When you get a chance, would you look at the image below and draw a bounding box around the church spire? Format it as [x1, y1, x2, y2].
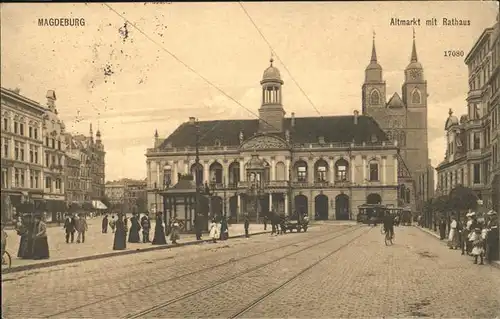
[371, 31, 377, 63]
[410, 28, 418, 63]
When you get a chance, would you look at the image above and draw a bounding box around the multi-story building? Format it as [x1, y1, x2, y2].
[436, 14, 499, 212]
[145, 57, 412, 222]
[64, 147, 83, 204]
[1, 88, 67, 222]
[64, 125, 106, 209]
[1, 88, 45, 221]
[362, 33, 434, 213]
[105, 179, 147, 214]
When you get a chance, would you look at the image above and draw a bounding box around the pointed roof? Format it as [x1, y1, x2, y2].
[386, 92, 405, 108]
[366, 32, 382, 70]
[406, 29, 423, 69]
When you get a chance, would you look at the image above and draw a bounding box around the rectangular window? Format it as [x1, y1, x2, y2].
[30, 171, 34, 188]
[34, 128, 38, 140]
[2, 139, 8, 158]
[369, 163, 379, 181]
[34, 170, 39, 188]
[14, 122, 18, 134]
[3, 118, 8, 131]
[19, 123, 24, 136]
[29, 126, 33, 138]
[45, 152, 49, 167]
[20, 169, 24, 187]
[51, 139, 55, 149]
[1, 169, 7, 188]
[473, 164, 481, 184]
[20, 143, 25, 161]
[14, 168, 19, 187]
[55, 178, 61, 190]
[297, 166, 307, 182]
[461, 168, 464, 186]
[51, 155, 56, 166]
[473, 132, 481, 150]
[34, 146, 38, 164]
[14, 142, 19, 160]
[45, 176, 51, 189]
[45, 137, 49, 146]
[57, 140, 61, 150]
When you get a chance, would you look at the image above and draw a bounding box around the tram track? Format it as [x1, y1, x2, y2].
[43, 225, 357, 318]
[229, 226, 372, 318]
[122, 226, 367, 319]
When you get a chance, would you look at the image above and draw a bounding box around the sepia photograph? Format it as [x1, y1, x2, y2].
[1, 1, 499, 318]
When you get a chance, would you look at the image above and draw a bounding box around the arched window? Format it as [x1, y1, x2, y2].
[314, 159, 328, 182]
[411, 89, 421, 104]
[209, 161, 223, 184]
[369, 159, 379, 181]
[335, 158, 349, 181]
[295, 161, 308, 182]
[370, 90, 380, 105]
[163, 165, 172, 188]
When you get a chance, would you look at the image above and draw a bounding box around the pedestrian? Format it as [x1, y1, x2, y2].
[102, 214, 109, 233]
[128, 213, 141, 243]
[32, 214, 49, 260]
[152, 212, 167, 245]
[485, 211, 499, 262]
[470, 227, 485, 265]
[109, 215, 116, 233]
[263, 215, 268, 231]
[16, 214, 32, 259]
[170, 216, 180, 244]
[63, 214, 76, 243]
[447, 214, 459, 249]
[141, 214, 151, 243]
[113, 213, 127, 250]
[439, 216, 447, 240]
[220, 214, 229, 240]
[75, 214, 88, 244]
[244, 215, 250, 238]
[194, 213, 203, 240]
[209, 218, 219, 243]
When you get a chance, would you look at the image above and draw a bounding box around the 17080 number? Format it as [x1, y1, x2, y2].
[444, 50, 465, 57]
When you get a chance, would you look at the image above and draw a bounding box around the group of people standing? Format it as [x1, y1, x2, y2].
[109, 211, 182, 250]
[445, 210, 499, 265]
[63, 213, 89, 243]
[15, 213, 49, 260]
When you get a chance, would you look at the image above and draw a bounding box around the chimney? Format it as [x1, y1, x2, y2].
[291, 112, 295, 127]
[353, 110, 359, 125]
[46, 90, 57, 111]
[189, 117, 196, 124]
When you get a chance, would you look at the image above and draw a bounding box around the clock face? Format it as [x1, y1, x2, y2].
[410, 69, 421, 79]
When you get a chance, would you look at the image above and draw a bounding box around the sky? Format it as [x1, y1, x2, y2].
[1, 1, 498, 182]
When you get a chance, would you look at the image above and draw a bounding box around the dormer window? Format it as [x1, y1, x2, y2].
[371, 134, 378, 143]
[215, 139, 221, 147]
[318, 136, 325, 144]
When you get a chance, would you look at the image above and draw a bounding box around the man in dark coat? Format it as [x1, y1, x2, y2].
[141, 214, 151, 243]
[152, 212, 167, 245]
[102, 214, 109, 233]
[439, 216, 447, 240]
[194, 213, 203, 240]
[64, 214, 76, 243]
[244, 214, 250, 238]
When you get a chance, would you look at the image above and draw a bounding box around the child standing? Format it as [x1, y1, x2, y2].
[470, 228, 485, 265]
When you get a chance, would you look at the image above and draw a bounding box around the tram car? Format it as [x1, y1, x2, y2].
[357, 204, 386, 225]
[400, 208, 412, 226]
[281, 213, 309, 233]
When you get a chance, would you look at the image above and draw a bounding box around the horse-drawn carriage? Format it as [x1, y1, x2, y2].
[281, 213, 309, 233]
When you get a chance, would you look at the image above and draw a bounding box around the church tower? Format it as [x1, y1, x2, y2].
[401, 31, 428, 174]
[362, 33, 386, 116]
[258, 57, 285, 133]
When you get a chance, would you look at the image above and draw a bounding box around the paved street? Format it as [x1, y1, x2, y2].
[2, 224, 499, 318]
[2, 217, 268, 270]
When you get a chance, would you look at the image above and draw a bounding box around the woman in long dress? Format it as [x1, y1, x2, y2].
[113, 214, 127, 250]
[448, 215, 459, 249]
[32, 215, 49, 259]
[209, 218, 219, 243]
[220, 215, 229, 240]
[16, 215, 31, 258]
[128, 213, 141, 243]
[152, 212, 167, 245]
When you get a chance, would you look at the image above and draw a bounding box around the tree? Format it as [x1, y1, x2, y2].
[448, 185, 478, 213]
[135, 197, 147, 213]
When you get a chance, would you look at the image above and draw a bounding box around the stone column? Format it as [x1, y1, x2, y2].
[25, 168, 30, 188]
[382, 156, 387, 185]
[10, 137, 14, 159]
[393, 155, 398, 184]
[184, 160, 189, 174]
[329, 157, 335, 183]
[237, 194, 241, 215]
[203, 162, 209, 184]
[285, 158, 290, 181]
[270, 159, 276, 180]
[308, 158, 315, 184]
[172, 162, 178, 185]
[61, 179, 65, 195]
[223, 163, 229, 186]
[240, 158, 245, 182]
[284, 193, 288, 215]
[350, 156, 355, 182]
[269, 193, 272, 211]
[156, 161, 161, 187]
[362, 156, 367, 185]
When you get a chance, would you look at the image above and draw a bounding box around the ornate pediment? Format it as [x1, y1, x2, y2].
[240, 135, 288, 151]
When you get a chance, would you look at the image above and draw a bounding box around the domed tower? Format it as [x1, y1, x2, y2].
[258, 57, 285, 133]
[402, 29, 428, 173]
[362, 33, 387, 115]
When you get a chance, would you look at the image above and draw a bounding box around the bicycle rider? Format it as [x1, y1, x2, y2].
[383, 210, 395, 240]
[1, 223, 7, 262]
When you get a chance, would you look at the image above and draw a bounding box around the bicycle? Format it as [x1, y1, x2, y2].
[2, 250, 12, 269]
[381, 227, 394, 246]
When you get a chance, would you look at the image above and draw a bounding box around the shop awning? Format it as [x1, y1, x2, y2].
[92, 200, 107, 210]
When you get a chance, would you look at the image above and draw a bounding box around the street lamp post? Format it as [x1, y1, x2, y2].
[154, 182, 159, 215]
